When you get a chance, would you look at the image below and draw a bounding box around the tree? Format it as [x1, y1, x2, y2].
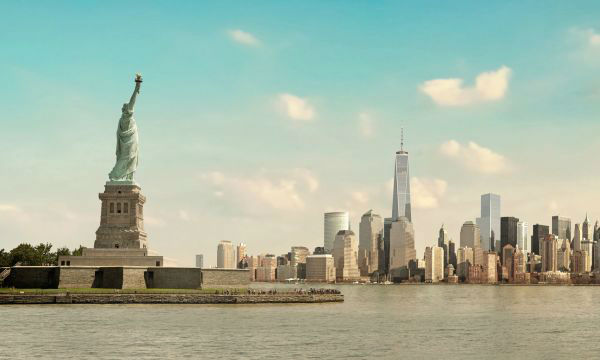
[34, 243, 54, 266]
[9, 243, 38, 266]
[0, 249, 9, 267]
[72, 245, 84, 256]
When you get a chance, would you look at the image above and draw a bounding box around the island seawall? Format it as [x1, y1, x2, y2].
[0, 293, 343, 305]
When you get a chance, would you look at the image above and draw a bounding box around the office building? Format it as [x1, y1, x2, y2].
[531, 224, 549, 255]
[557, 239, 571, 271]
[380, 217, 393, 276]
[438, 224, 450, 269]
[332, 230, 360, 281]
[517, 221, 529, 253]
[541, 234, 558, 272]
[236, 243, 246, 268]
[217, 240, 236, 269]
[359, 210, 383, 276]
[391, 134, 411, 222]
[449, 240, 457, 269]
[456, 247, 474, 280]
[501, 217, 519, 252]
[477, 193, 501, 252]
[572, 250, 589, 274]
[425, 246, 444, 283]
[460, 221, 481, 249]
[389, 217, 417, 272]
[324, 212, 350, 253]
[306, 254, 336, 282]
[552, 216, 572, 242]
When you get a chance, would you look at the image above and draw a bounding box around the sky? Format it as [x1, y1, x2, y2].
[2, 1, 600, 266]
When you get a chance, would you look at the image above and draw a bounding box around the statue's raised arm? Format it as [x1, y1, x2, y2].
[127, 74, 143, 112]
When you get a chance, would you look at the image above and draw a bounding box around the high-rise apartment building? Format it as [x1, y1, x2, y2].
[541, 234, 558, 272]
[476, 193, 501, 252]
[359, 210, 383, 276]
[460, 221, 481, 249]
[531, 224, 549, 255]
[324, 212, 350, 253]
[389, 217, 416, 272]
[217, 240, 236, 269]
[552, 216, 572, 241]
[425, 246, 444, 283]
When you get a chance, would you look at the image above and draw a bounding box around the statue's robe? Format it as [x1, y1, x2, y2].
[108, 110, 139, 181]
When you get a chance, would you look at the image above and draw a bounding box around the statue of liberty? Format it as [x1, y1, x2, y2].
[108, 74, 142, 182]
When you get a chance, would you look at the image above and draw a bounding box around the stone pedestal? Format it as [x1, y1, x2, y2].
[94, 183, 147, 249]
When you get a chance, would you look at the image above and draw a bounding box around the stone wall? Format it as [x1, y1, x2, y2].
[57, 267, 98, 288]
[201, 269, 250, 288]
[146, 268, 202, 289]
[5, 267, 59, 289]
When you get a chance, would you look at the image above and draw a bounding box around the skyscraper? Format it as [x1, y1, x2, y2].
[541, 234, 558, 272]
[438, 224, 450, 269]
[517, 221, 529, 253]
[391, 133, 411, 222]
[582, 214, 592, 241]
[425, 246, 444, 283]
[552, 216, 572, 241]
[217, 240, 236, 269]
[359, 210, 383, 275]
[195, 254, 204, 268]
[500, 217, 519, 251]
[531, 224, 549, 255]
[388, 217, 416, 272]
[332, 230, 360, 281]
[323, 212, 350, 253]
[236, 243, 246, 268]
[460, 221, 481, 249]
[477, 193, 501, 252]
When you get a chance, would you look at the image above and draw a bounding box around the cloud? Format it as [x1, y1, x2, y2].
[178, 210, 190, 221]
[278, 93, 315, 121]
[228, 29, 260, 46]
[0, 204, 29, 222]
[351, 191, 369, 204]
[358, 112, 375, 138]
[420, 66, 512, 106]
[570, 27, 600, 48]
[201, 169, 319, 213]
[440, 140, 510, 174]
[411, 177, 447, 209]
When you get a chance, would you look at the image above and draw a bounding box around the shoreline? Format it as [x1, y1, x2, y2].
[0, 292, 343, 305]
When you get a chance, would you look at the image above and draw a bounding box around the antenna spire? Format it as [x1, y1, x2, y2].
[401, 128, 404, 152]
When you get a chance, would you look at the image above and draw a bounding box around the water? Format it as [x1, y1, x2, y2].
[2, 284, 600, 359]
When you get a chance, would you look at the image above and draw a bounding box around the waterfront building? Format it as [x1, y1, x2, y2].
[541, 234, 558, 273]
[594, 240, 600, 271]
[513, 247, 526, 276]
[517, 221, 529, 253]
[359, 210, 383, 276]
[380, 217, 393, 276]
[581, 240, 593, 272]
[324, 212, 350, 253]
[573, 223, 582, 251]
[247, 255, 260, 281]
[500, 217, 519, 253]
[476, 193, 501, 252]
[306, 254, 336, 282]
[217, 240, 236, 269]
[456, 247, 474, 280]
[552, 216, 572, 242]
[276, 264, 297, 281]
[389, 217, 417, 272]
[290, 246, 309, 279]
[473, 246, 484, 267]
[391, 135, 412, 222]
[236, 243, 246, 268]
[425, 246, 444, 283]
[195, 254, 203, 268]
[531, 224, 549, 256]
[332, 230, 360, 281]
[438, 224, 450, 269]
[256, 255, 277, 282]
[460, 221, 481, 249]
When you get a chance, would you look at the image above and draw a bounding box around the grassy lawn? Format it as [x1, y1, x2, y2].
[0, 288, 248, 295]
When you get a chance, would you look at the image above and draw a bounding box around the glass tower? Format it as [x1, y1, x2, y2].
[478, 193, 501, 251]
[392, 149, 411, 222]
[324, 212, 350, 253]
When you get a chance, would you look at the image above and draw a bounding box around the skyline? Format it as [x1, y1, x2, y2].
[3, 2, 600, 266]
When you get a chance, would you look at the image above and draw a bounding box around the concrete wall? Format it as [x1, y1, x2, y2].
[201, 269, 250, 288]
[100, 267, 147, 289]
[58, 255, 163, 267]
[146, 268, 202, 289]
[57, 267, 98, 288]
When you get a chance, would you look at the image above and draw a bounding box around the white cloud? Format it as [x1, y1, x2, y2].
[440, 140, 510, 174]
[420, 66, 512, 106]
[358, 112, 375, 138]
[228, 29, 260, 46]
[411, 177, 447, 209]
[201, 169, 319, 213]
[351, 191, 369, 204]
[571, 27, 600, 47]
[0, 204, 20, 212]
[179, 210, 190, 221]
[278, 93, 315, 121]
[0, 204, 28, 222]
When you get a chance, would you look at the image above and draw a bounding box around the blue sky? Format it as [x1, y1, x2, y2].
[2, 1, 600, 266]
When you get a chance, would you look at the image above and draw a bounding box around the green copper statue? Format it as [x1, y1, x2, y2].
[108, 74, 142, 183]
